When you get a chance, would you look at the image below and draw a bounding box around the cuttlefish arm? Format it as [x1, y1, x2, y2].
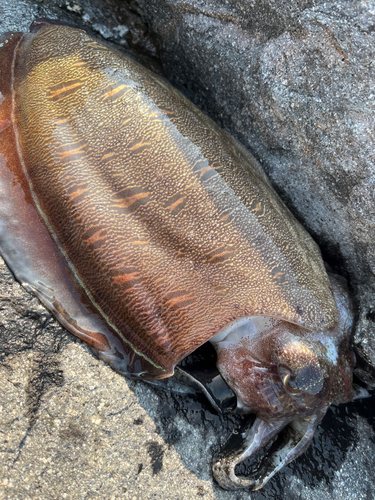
[212, 410, 326, 490]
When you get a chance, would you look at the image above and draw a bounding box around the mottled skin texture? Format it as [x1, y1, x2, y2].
[0, 23, 336, 378]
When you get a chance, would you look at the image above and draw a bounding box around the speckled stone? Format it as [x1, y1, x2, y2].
[0, 345, 218, 500]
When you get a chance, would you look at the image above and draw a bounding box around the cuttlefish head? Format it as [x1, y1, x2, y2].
[210, 273, 360, 490]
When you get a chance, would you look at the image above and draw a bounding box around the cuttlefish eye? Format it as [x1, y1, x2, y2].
[277, 341, 324, 396]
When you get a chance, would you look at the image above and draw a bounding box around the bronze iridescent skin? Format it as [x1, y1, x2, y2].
[0, 20, 361, 490]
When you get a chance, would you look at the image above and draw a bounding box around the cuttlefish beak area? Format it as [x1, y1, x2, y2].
[210, 273, 356, 490]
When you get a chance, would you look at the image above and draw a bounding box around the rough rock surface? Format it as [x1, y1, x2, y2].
[138, 0, 375, 383]
[0, 0, 375, 499]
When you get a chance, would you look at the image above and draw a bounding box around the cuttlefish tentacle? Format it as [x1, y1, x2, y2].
[213, 410, 325, 490]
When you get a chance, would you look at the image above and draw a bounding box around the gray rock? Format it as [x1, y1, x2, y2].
[0, 0, 374, 499]
[139, 0, 375, 382]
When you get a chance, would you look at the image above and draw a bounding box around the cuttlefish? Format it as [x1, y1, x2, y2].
[0, 19, 364, 489]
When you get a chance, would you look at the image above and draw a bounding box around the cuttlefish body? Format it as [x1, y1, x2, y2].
[0, 20, 359, 489]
